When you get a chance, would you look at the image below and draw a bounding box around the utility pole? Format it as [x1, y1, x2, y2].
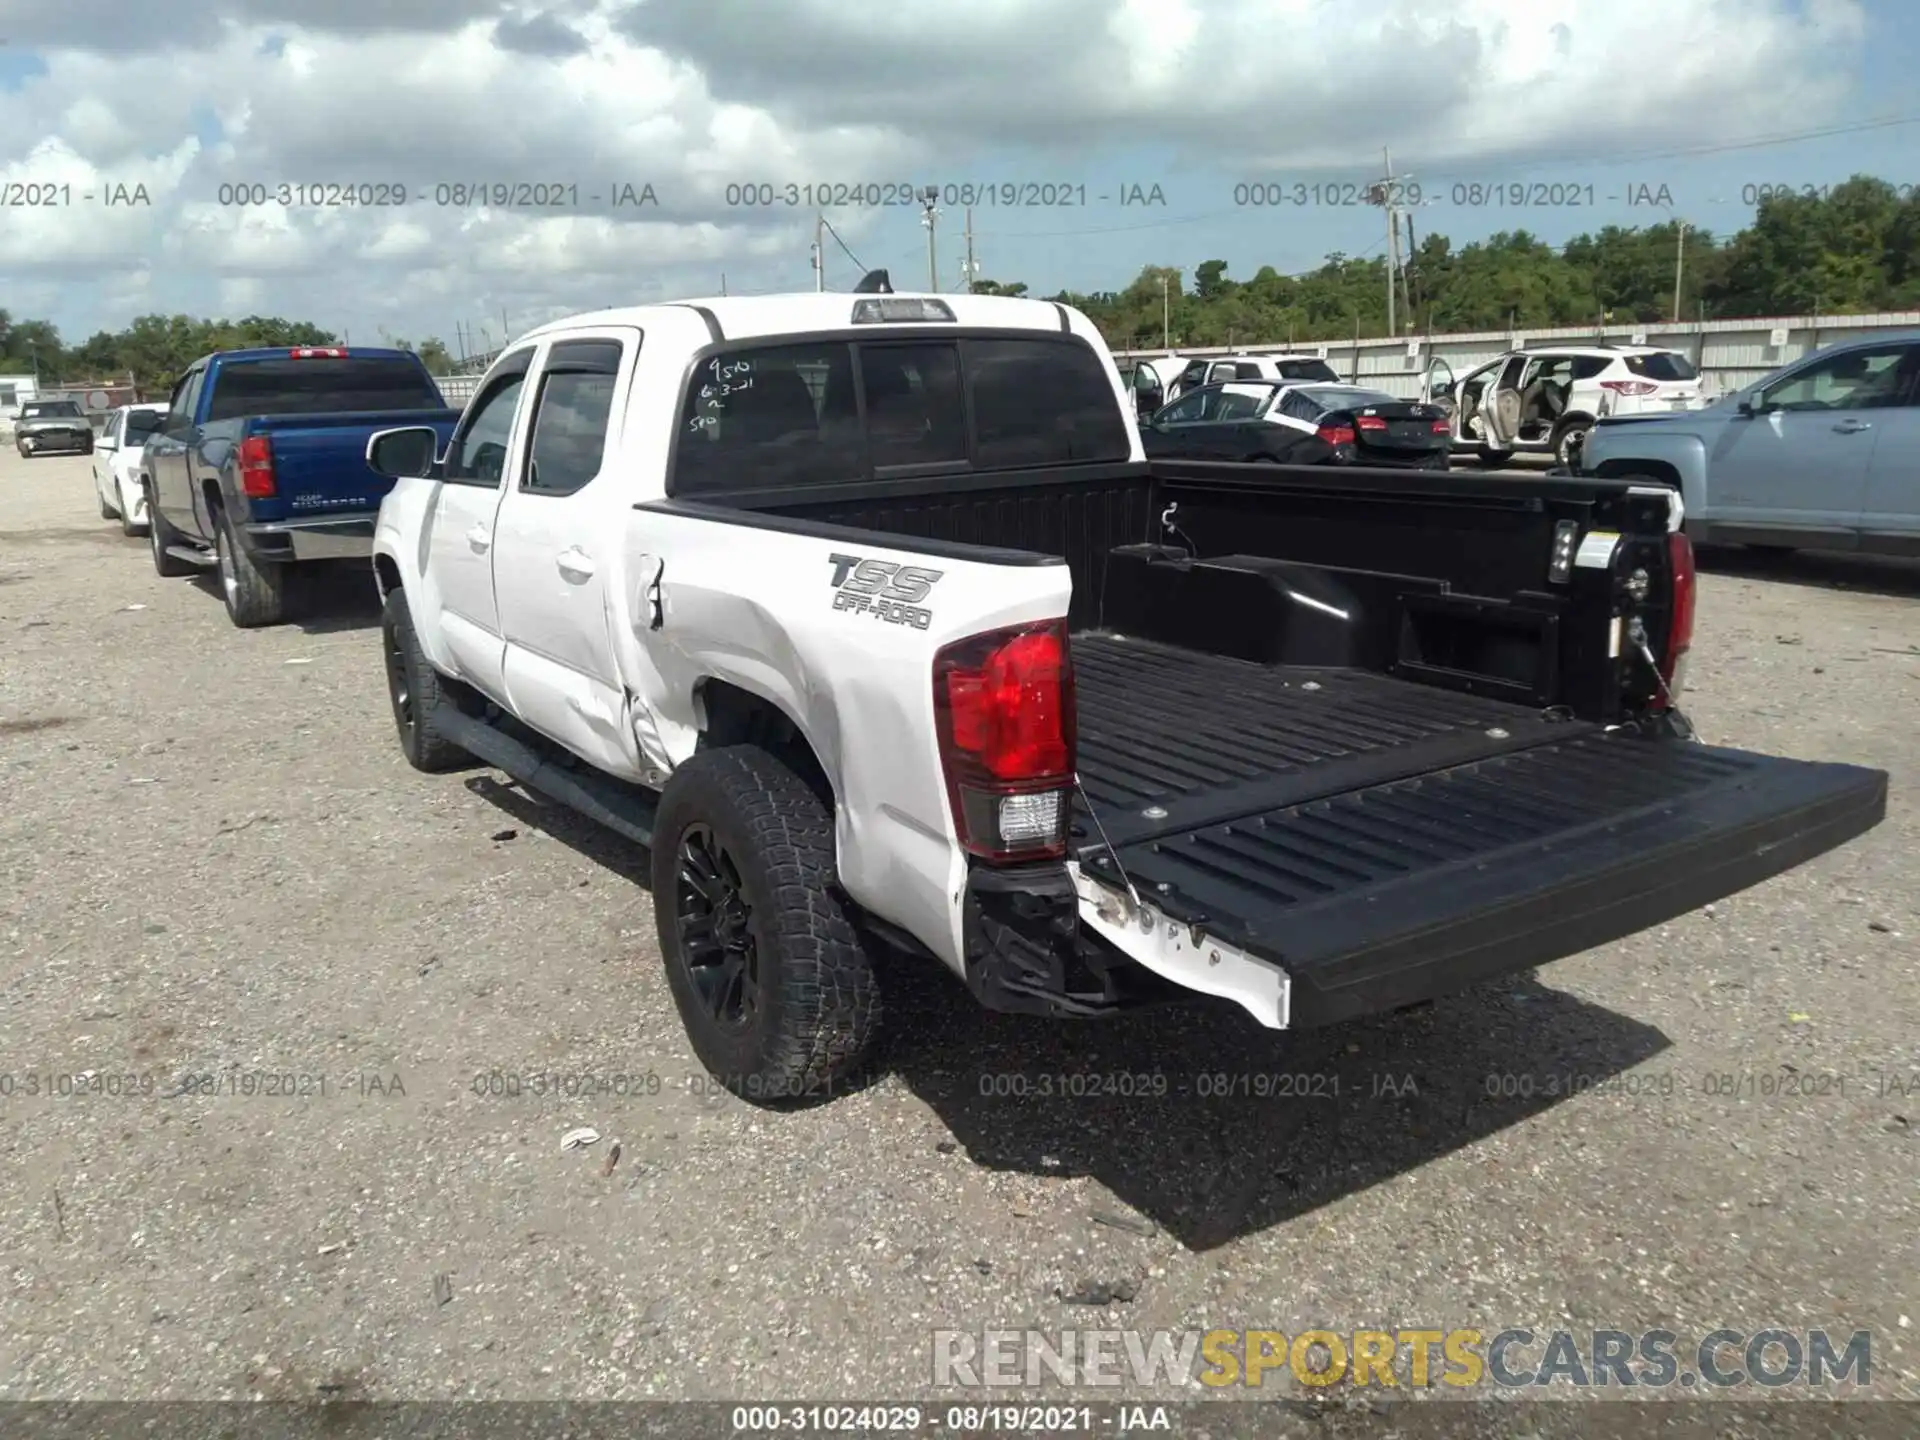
[1160, 274, 1170, 349]
[961, 205, 976, 294]
[921, 187, 940, 291]
[1372, 148, 1397, 336]
[1671, 219, 1687, 322]
[721, 273, 728, 296]
[814, 213, 825, 291]
[1403, 210, 1418, 320]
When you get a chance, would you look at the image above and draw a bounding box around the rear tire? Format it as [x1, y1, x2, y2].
[213, 506, 288, 627]
[146, 483, 195, 577]
[381, 588, 470, 773]
[652, 747, 882, 1103]
[1550, 420, 1590, 468]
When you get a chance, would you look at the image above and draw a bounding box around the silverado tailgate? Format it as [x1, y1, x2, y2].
[1077, 698, 1885, 1026]
[246, 408, 461, 522]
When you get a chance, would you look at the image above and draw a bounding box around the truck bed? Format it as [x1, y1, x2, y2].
[1071, 632, 1884, 1024]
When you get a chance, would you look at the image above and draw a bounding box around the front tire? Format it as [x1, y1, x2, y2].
[98, 483, 117, 520]
[381, 588, 469, 772]
[1477, 446, 1514, 466]
[213, 506, 288, 627]
[652, 747, 882, 1103]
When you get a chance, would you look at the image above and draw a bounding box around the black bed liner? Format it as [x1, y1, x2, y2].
[1071, 634, 1887, 1024]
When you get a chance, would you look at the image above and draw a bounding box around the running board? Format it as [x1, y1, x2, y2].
[429, 704, 659, 849]
[166, 543, 216, 566]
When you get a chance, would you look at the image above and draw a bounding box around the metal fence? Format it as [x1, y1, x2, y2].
[0, 381, 143, 435]
[1113, 310, 1920, 399]
[438, 374, 481, 405]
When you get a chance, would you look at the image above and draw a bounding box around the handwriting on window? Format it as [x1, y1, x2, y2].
[688, 356, 755, 433]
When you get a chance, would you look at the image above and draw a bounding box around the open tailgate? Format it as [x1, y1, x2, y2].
[1079, 731, 1886, 1026]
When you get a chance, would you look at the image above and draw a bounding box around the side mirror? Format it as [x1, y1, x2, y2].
[1736, 398, 1755, 417]
[96, 436, 118, 451]
[366, 425, 441, 480]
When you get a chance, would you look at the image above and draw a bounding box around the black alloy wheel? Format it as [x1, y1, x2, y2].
[673, 823, 762, 1029]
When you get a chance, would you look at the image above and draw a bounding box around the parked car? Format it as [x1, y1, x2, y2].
[1116, 353, 1190, 417]
[13, 398, 94, 457]
[1141, 379, 1451, 468]
[140, 346, 462, 627]
[91, 402, 169, 535]
[1167, 351, 1341, 402]
[1422, 344, 1709, 467]
[363, 290, 1884, 1102]
[1580, 332, 1920, 556]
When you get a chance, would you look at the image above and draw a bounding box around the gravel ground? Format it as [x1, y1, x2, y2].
[1, 449, 1915, 1416]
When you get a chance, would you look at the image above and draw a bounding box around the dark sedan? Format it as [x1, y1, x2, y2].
[14, 398, 95, 457]
[1140, 380, 1451, 468]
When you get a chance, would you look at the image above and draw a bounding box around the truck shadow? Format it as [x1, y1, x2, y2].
[187, 562, 383, 634]
[1696, 543, 1920, 600]
[467, 774, 1672, 1253]
[877, 963, 1671, 1253]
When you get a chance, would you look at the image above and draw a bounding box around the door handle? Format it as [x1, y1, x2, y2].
[466, 523, 491, 550]
[1832, 420, 1872, 433]
[556, 547, 594, 580]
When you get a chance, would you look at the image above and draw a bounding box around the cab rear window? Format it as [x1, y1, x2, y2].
[670, 334, 1130, 495]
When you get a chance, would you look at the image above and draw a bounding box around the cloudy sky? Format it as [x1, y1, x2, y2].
[0, 0, 1910, 354]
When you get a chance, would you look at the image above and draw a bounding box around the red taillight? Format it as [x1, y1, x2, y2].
[1431, 419, 1451, 434]
[933, 620, 1075, 861]
[1356, 415, 1387, 431]
[1659, 531, 1696, 706]
[1599, 379, 1659, 396]
[289, 347, 347, 358]
[1316, 424, 1356, 446]
[238, 433, 276, 497]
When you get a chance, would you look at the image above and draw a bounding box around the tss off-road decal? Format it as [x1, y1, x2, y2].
[828, 553, 944, 630]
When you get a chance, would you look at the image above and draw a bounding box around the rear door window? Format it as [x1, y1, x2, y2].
[202, 356, 447, 421]
[1275, 359, 1340, 381]
[1624, 351, 1699, 381]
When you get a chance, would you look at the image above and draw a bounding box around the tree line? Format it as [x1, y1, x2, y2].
[5, 174, 1917, 391]
[0, 313, 461, 396]
[978, 174, 1920, 349]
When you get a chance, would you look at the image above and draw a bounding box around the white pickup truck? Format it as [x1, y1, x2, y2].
[365, 288, 1886, 1101]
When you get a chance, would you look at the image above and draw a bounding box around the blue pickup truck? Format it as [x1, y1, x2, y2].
[142, 346, 462, 626]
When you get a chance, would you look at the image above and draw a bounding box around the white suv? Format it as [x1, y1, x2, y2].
[1167, 351, 1342, 402]
[1423, 344, 1709, 466]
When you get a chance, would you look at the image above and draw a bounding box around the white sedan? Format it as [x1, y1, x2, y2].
[92, 402, 169, 536]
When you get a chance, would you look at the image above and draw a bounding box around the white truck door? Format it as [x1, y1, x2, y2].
[427, 347, 537, 701]
[490, 328, 642, 778]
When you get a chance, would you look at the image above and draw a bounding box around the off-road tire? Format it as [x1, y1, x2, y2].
[213, 506, 288, 627]
[652, 747, 882, 1103]
[146, 482, 195, 577]
[381, 588, 470, 773]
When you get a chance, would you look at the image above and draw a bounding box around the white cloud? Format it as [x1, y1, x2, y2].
[0, 0, 1871, 344]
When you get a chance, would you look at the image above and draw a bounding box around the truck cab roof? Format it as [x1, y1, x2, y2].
[518, 292, 1084, 347]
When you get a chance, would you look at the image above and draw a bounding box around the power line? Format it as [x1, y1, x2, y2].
[819, 216, 867, 274]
